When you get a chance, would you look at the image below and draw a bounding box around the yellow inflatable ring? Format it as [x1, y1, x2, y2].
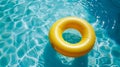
[49, 17, 96, 57]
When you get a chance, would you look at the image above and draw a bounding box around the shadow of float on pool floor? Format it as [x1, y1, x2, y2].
[39, 33, 88, 67]
[42, 43, 88, 67]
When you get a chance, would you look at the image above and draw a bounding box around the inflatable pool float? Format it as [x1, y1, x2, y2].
[49, 17, 96, 57]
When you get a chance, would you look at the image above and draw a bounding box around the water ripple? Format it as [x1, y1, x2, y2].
[0, 0, 120, 67]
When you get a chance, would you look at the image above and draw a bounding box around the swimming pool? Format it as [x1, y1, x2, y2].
[0, 0, 120, 67]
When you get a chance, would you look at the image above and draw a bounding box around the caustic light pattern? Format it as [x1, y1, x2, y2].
[0, 0, 120, 67]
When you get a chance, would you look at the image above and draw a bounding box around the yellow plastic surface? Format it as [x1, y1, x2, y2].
[49, 17, 96, 57]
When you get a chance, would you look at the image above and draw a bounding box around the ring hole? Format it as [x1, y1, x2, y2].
[62, 28, 82, 44]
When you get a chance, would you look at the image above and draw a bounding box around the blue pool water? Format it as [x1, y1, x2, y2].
[0, 0, 120, 67]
